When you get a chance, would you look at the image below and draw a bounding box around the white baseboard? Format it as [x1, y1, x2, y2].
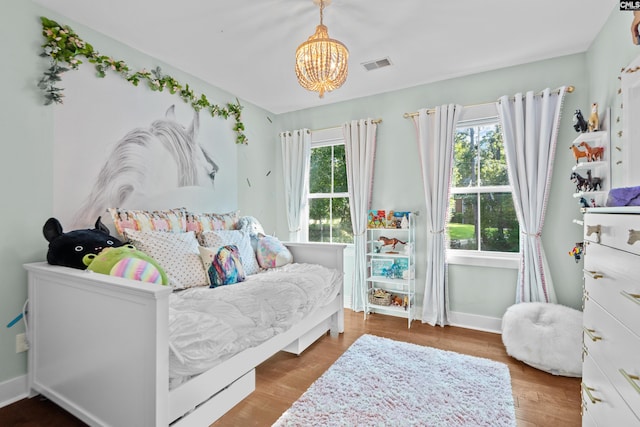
[448, 311, 502, 334]
[0, 375, 27, 409]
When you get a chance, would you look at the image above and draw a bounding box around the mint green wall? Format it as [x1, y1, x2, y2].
[0, 1, 274, 385]
[0, 0, 54, 388]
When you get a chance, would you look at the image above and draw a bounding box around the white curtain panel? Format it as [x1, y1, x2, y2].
[343, 119, 377, 312]
[280, 129, 311, 242]
[497, 87, 566, 303]
[413, 105, 462, 326]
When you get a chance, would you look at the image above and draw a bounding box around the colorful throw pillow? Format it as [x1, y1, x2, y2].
[199, 230, 260, 275]
[108, 208, 187, 237]
[123, 229, 208, 290]
[256, 236, 293, 269]
[85, 245, 168, 285]
[199, 245, 246, 287]
[181, 210, 239, 235]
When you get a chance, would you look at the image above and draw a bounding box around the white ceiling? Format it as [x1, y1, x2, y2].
[34, 0, 617, 114]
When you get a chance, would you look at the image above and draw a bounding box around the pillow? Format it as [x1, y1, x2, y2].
[199, 230, 260, 276]
[108, 208, 187, 237]
[123, 229, 208, 290]
[199, 245, 245, 287]
[186, 210, 239, 233]
[256, 236, 293, 269]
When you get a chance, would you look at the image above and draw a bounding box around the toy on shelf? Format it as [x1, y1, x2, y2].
[570, 172, 589, 192]
[585, 170, 603, 191]
[573, 109, 588, 133]
[588, 103, 599, 132]
[579, 197, 590, 209]
[367, 210, 386, 228]
[578, 141, 605, 161]
[378, 236, 406, 251]
[569, 144, 589, 164]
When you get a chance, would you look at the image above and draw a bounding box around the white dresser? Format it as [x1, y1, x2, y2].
[582, 208, 640, 426]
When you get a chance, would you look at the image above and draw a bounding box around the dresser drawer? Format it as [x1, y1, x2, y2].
[584, 242, 640, 337]
[583, 298, 640, 418]
[582, 354, 640, 426]
[584, 213, 640, 255]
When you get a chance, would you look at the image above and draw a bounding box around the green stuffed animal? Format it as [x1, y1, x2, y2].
[84, 244, 168, 286]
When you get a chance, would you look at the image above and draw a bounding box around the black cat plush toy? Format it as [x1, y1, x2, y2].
[43, 217, 124, 269]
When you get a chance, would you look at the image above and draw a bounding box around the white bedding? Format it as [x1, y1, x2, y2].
[168, 262, 342, 387]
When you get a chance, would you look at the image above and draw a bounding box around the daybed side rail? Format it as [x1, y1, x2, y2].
[24, 262, 172, 427]
[284, 242, 345, 272]
[285, 242, 346, 334]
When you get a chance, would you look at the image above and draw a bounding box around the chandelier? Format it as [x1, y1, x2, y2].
[295, 0, 349, 98]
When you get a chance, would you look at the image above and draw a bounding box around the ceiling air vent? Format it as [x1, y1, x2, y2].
[362, 57, 392, 71]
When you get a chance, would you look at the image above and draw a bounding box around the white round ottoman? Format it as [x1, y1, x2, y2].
[501, 302, 582, 377]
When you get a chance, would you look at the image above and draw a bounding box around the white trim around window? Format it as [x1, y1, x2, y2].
[447, 102, 519, 269]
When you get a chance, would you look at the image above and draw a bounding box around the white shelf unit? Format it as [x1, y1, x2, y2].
[365, 212, 416, 328]
[570, 130, 610, 208]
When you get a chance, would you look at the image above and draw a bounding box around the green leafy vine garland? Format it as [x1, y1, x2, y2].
[37, 17, 247, 144]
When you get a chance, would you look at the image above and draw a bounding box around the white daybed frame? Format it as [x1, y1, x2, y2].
[24, 242, 345, 426]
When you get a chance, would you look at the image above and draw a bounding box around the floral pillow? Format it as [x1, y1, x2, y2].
[199, 245, 245, 287]
[256, 236, 293, 269]
[108, 208, 187, 237]
[185, 210, 239, 233]
[123, 229, 208, 290]
[199, 230, 260, 276]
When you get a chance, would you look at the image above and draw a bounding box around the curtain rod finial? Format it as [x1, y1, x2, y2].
[567, 85, 575, 93]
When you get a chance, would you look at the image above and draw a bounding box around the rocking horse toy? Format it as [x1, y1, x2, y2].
[378, 236, 406, 250]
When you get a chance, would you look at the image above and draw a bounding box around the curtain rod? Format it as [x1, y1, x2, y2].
[312, 118, 382, 133]
[402, 85, 574, 119]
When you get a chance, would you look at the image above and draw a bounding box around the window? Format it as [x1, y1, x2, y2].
[447, 117, 519, 255]
[307, 128, 353, 244]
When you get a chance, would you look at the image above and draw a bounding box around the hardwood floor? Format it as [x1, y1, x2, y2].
[0, 309, 581, 426]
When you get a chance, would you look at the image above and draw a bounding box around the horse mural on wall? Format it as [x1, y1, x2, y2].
[73, 105, 219, 227]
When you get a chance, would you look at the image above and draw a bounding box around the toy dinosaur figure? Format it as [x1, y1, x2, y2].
[378, 236, 406, 250]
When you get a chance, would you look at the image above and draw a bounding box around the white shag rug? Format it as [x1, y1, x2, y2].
[273, 334, 516, 427]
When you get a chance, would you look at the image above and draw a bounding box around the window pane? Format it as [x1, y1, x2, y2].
[333, 145, 348, 193]
[308, 198, 330, 242]
[331, 197, 353, 243]
[447, 194, 478, 250]
[310, 146, 332, 194]
[453, 129, 477, 187]
[478, 125, 508, 186]
[480, 193, 519, 252]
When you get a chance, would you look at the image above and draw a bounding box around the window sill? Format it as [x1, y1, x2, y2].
[446, 250, 519, 269]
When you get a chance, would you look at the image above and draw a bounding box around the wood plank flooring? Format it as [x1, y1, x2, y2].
[0, 309, 581, 426]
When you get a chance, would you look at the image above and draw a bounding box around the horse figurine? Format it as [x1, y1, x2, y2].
[586, 170, 602, 191]
[569, 144, 589, 164]
[573, 109, 588, 133]
[578, 141, 604, 162]
[570, 172, 589, 192]
[378, 236, 406, 250]
[588, 103, 599, 132]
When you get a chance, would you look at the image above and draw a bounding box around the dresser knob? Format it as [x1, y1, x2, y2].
[628, 229, 640, 245]
[583, 328, 602, 342]
[619, 369, 640, 395]
[583, 270, 604, 280]
[586, 225, 601, 243]
[621, 291, 640, 306]
[581, 382, 602, 404]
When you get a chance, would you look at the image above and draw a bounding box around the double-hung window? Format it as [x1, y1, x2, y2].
[447, 107, 519, 267]
[306, 128, 353, 244]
